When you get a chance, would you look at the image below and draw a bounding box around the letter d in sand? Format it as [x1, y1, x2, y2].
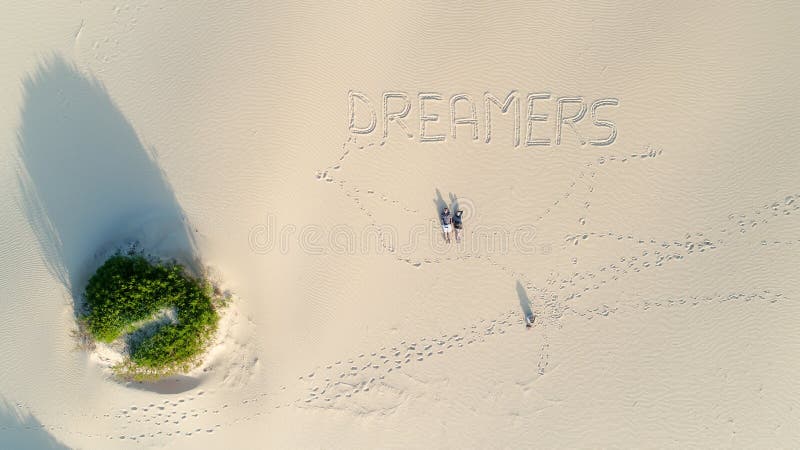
[348, 91, 376, 135]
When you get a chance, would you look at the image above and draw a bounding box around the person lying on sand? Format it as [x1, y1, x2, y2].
[453, 210, 464, 243]
[441, 207, 453, 243]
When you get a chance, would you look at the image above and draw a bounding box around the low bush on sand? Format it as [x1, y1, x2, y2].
[82, 253, 222, 380]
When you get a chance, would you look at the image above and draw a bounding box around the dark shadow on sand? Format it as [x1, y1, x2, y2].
[516, 281, 533, 319]
[124, 375, 203, 395]
[433, 188, 461, 217]
[0, 398, 68, 449]
[16, 55, 198, 310]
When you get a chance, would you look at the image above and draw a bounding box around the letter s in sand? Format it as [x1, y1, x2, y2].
[590, 98, 619, 146]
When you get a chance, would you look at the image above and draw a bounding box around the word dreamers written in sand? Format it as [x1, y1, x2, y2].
[348, 90, 620, 147]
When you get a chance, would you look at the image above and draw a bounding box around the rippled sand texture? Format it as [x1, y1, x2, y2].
[1, 1, 799, 448]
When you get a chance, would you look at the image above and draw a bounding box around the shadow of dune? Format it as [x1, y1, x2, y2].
[0, 398, 68, 449]
[16, 55, 198, 310]
[124, 375, 203, 395]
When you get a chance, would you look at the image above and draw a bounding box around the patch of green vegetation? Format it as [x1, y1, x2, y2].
[82, 253, 223, 380]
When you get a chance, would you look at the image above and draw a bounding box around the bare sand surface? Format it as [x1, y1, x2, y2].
[1, 1, 799, 448]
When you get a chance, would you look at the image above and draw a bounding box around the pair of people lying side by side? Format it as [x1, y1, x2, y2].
[441, 207, 463, 243]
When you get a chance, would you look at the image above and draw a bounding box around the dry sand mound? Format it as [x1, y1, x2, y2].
[0, 2, 798, 448]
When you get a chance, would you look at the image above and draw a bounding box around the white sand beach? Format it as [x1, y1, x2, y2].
[1, 1, 799, 448]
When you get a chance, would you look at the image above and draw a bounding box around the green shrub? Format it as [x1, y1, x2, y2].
[82, 253, 220, 379]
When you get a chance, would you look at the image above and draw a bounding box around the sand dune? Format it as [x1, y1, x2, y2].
[0, 1, 799, 448]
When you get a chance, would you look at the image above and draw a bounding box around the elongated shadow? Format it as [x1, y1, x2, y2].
[448, 192, 461, 213]
[0, 398, 68, 449]
[432, 188, 461, 217]
[433, 188, 447, 216]
[516, 281, 534, 319]
[16, 55, 198, 311]
[124, 375, 203, 394]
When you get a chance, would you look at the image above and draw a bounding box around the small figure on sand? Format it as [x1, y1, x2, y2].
[441, 207, 453, 243]
[525, 312, 535, 328]
[453, 210, 464, 243]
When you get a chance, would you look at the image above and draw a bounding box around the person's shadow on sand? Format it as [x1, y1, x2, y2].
[516, 281, 535, 326]
[433, 188, 461, 217]
[16, 55, 197, 312]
